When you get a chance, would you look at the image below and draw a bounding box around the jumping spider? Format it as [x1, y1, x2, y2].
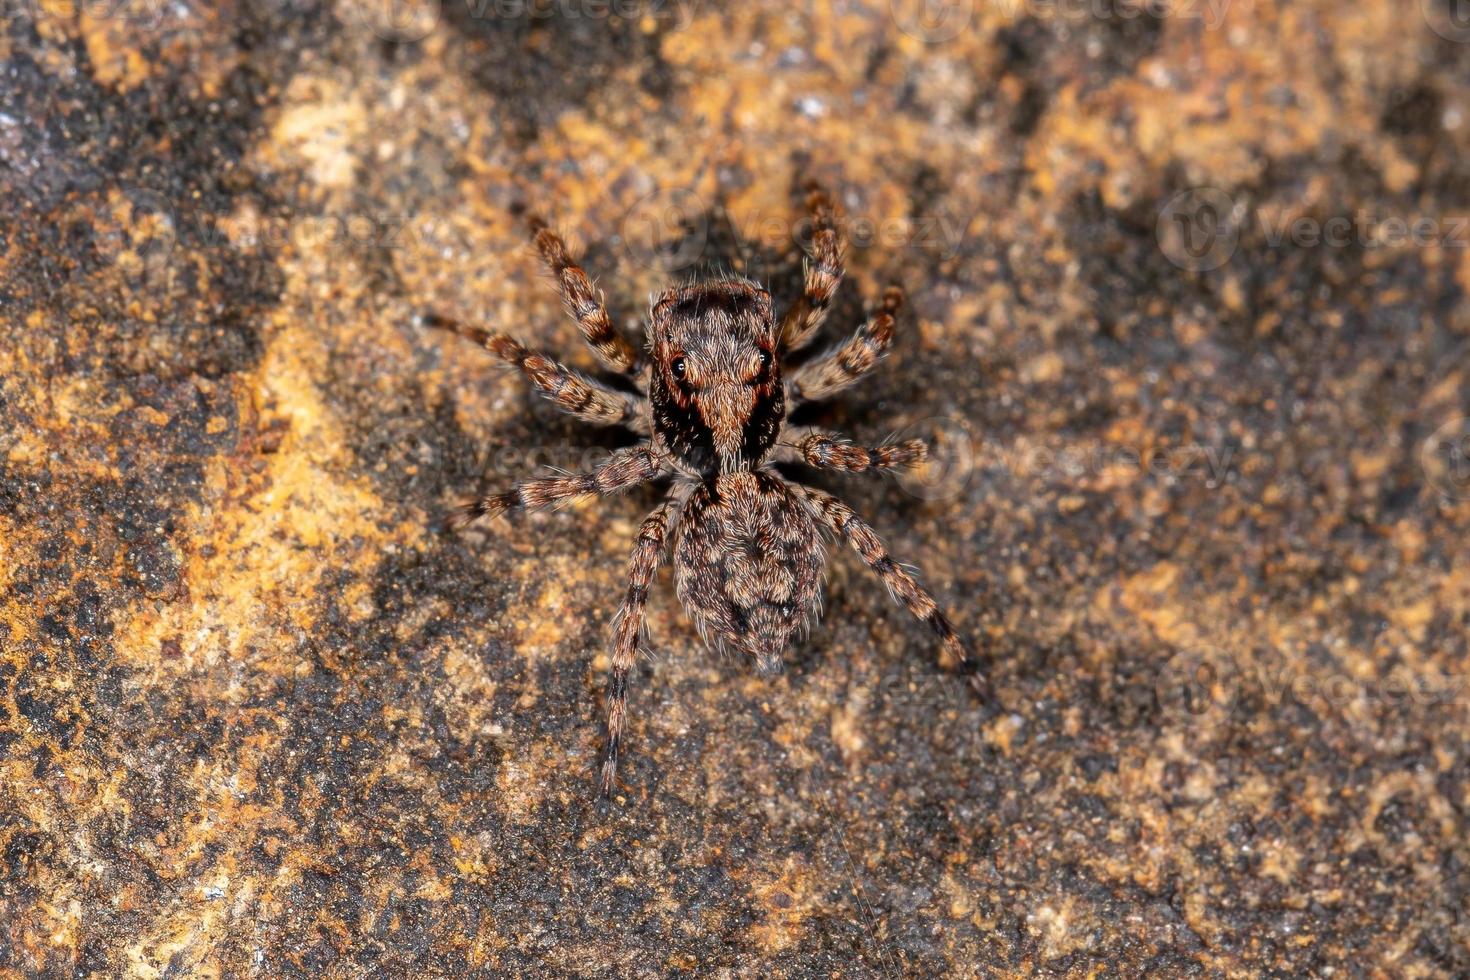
[428, 186, 987, 795]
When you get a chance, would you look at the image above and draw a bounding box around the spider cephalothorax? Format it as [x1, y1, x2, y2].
[427, 187, 987, 796]
[648, 279, 784, 473]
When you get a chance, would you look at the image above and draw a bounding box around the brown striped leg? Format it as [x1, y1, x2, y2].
[794, 484, 989, 699]
[785, 287, 902, 404]
[426, 314, 648, 432]
[529, 218, 644, 376]
[450, 445, 664, 529]
[601, 492, 682, 796]
[778, 427, 928, 473]
[779, 184, 845, 353]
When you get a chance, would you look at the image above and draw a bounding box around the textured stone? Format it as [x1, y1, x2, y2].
[2, 1, 1469, 975]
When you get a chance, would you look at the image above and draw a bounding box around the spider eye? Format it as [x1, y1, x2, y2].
[671, 356, 687, 380]
[758, 348, 772, 372]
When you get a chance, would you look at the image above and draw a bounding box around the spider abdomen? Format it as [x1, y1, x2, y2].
[673, 471, 823, 672]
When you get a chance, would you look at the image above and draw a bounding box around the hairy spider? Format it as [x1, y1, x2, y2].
[427, 186, 988, 795]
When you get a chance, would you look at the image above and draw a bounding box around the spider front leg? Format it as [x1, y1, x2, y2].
[425, 314, 648, 433]
[779, 184, 845, 353]
[451, 445, 664, 528]
[601, 491, 682, 796]
[785, 287, 903, 405]
[795, 484, 989, 699]
[529, 218, 644, 376]
[777, 426, 928, 474]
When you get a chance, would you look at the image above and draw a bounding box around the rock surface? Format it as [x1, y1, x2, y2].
[2, 1, 1469, 975]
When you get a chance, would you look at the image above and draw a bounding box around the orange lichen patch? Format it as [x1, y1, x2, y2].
[740, 854, 820, 953]
[75, 11, 151, 90]
[448, 831, 502, 884]
[1026, 894, 1092, 960]
[520, 569, 570, 653]
[828, 683, 869, 765]
[115, 319, 392, 679]
[941, 871, 975, 920]
[1038, 1, 1428, 203]
[438, 641, 503, 744]
[268, 75, 371, 195]
[46, 1, 244, 95]
[1359, 770, 1458, 853]
[1390, 596, 1436, 635]
[495, 736, 564, 822]
[984, 711, 1024, 756]
[1117, 561, 1217, 654]
[1256, 835, 1302, 887]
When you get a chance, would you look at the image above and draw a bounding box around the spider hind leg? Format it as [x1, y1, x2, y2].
[794, 483, 989, 699]
[600, 492, 683, 796]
